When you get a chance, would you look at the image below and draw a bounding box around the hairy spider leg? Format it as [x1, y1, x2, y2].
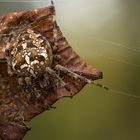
[45, 67, 71, 91]
[55, 64, 108, 90]
[51, 0, 54, 6]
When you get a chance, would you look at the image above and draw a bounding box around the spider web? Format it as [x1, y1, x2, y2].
[89, 37, 140, 99]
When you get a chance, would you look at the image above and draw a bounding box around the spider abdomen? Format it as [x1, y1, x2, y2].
[11, 29, 53, 77]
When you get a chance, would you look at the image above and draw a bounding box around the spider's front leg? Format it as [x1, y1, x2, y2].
[53, 54, 61, 61]
[18, 76, 37, 95]
[17, 77, 24, 86]
[18, 76, 32, 87]
[52, 54, 62, 67]
[52, 45, 58, 53]
[38, 74, 51, 89]
[55, 64, 108, 90]
[24, 77, 32, 86]
[45, 66, 71, 92]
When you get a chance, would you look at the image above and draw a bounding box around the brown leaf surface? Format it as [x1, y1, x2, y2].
[0, 6, 103, 140]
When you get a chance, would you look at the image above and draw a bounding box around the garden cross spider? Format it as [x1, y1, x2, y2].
[0, 1, 108, 96]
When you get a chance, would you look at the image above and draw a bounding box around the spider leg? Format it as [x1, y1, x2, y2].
[47, 104, 56, 110]
[45, 67, 71, 91]
[53, 54, 62, 66]
[55, 64, 108, 90]
[18, 76, 31, 88]
[11, 110, 31, 130]
[18, 77, 24, 86]
[39, 74, 50, 89]
[53, 54, 61, 61]
[52, 45, 58, 53]
[25, 77, 32, 85]
[51, 0, 54, 6]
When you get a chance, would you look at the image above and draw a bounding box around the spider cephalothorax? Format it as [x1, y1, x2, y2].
[11, 28, 53, 77]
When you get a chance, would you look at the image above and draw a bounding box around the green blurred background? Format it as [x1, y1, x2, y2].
[0, 0, 140, 140]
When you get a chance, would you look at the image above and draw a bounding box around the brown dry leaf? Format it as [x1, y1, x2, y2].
[0, 6, 102, 140]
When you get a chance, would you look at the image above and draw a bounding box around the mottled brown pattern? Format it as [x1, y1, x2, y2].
[10, 28, 52, 77]
[0, 5, 102, 140]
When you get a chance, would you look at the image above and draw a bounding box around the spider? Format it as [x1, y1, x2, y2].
[0, 2, 108, 96]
